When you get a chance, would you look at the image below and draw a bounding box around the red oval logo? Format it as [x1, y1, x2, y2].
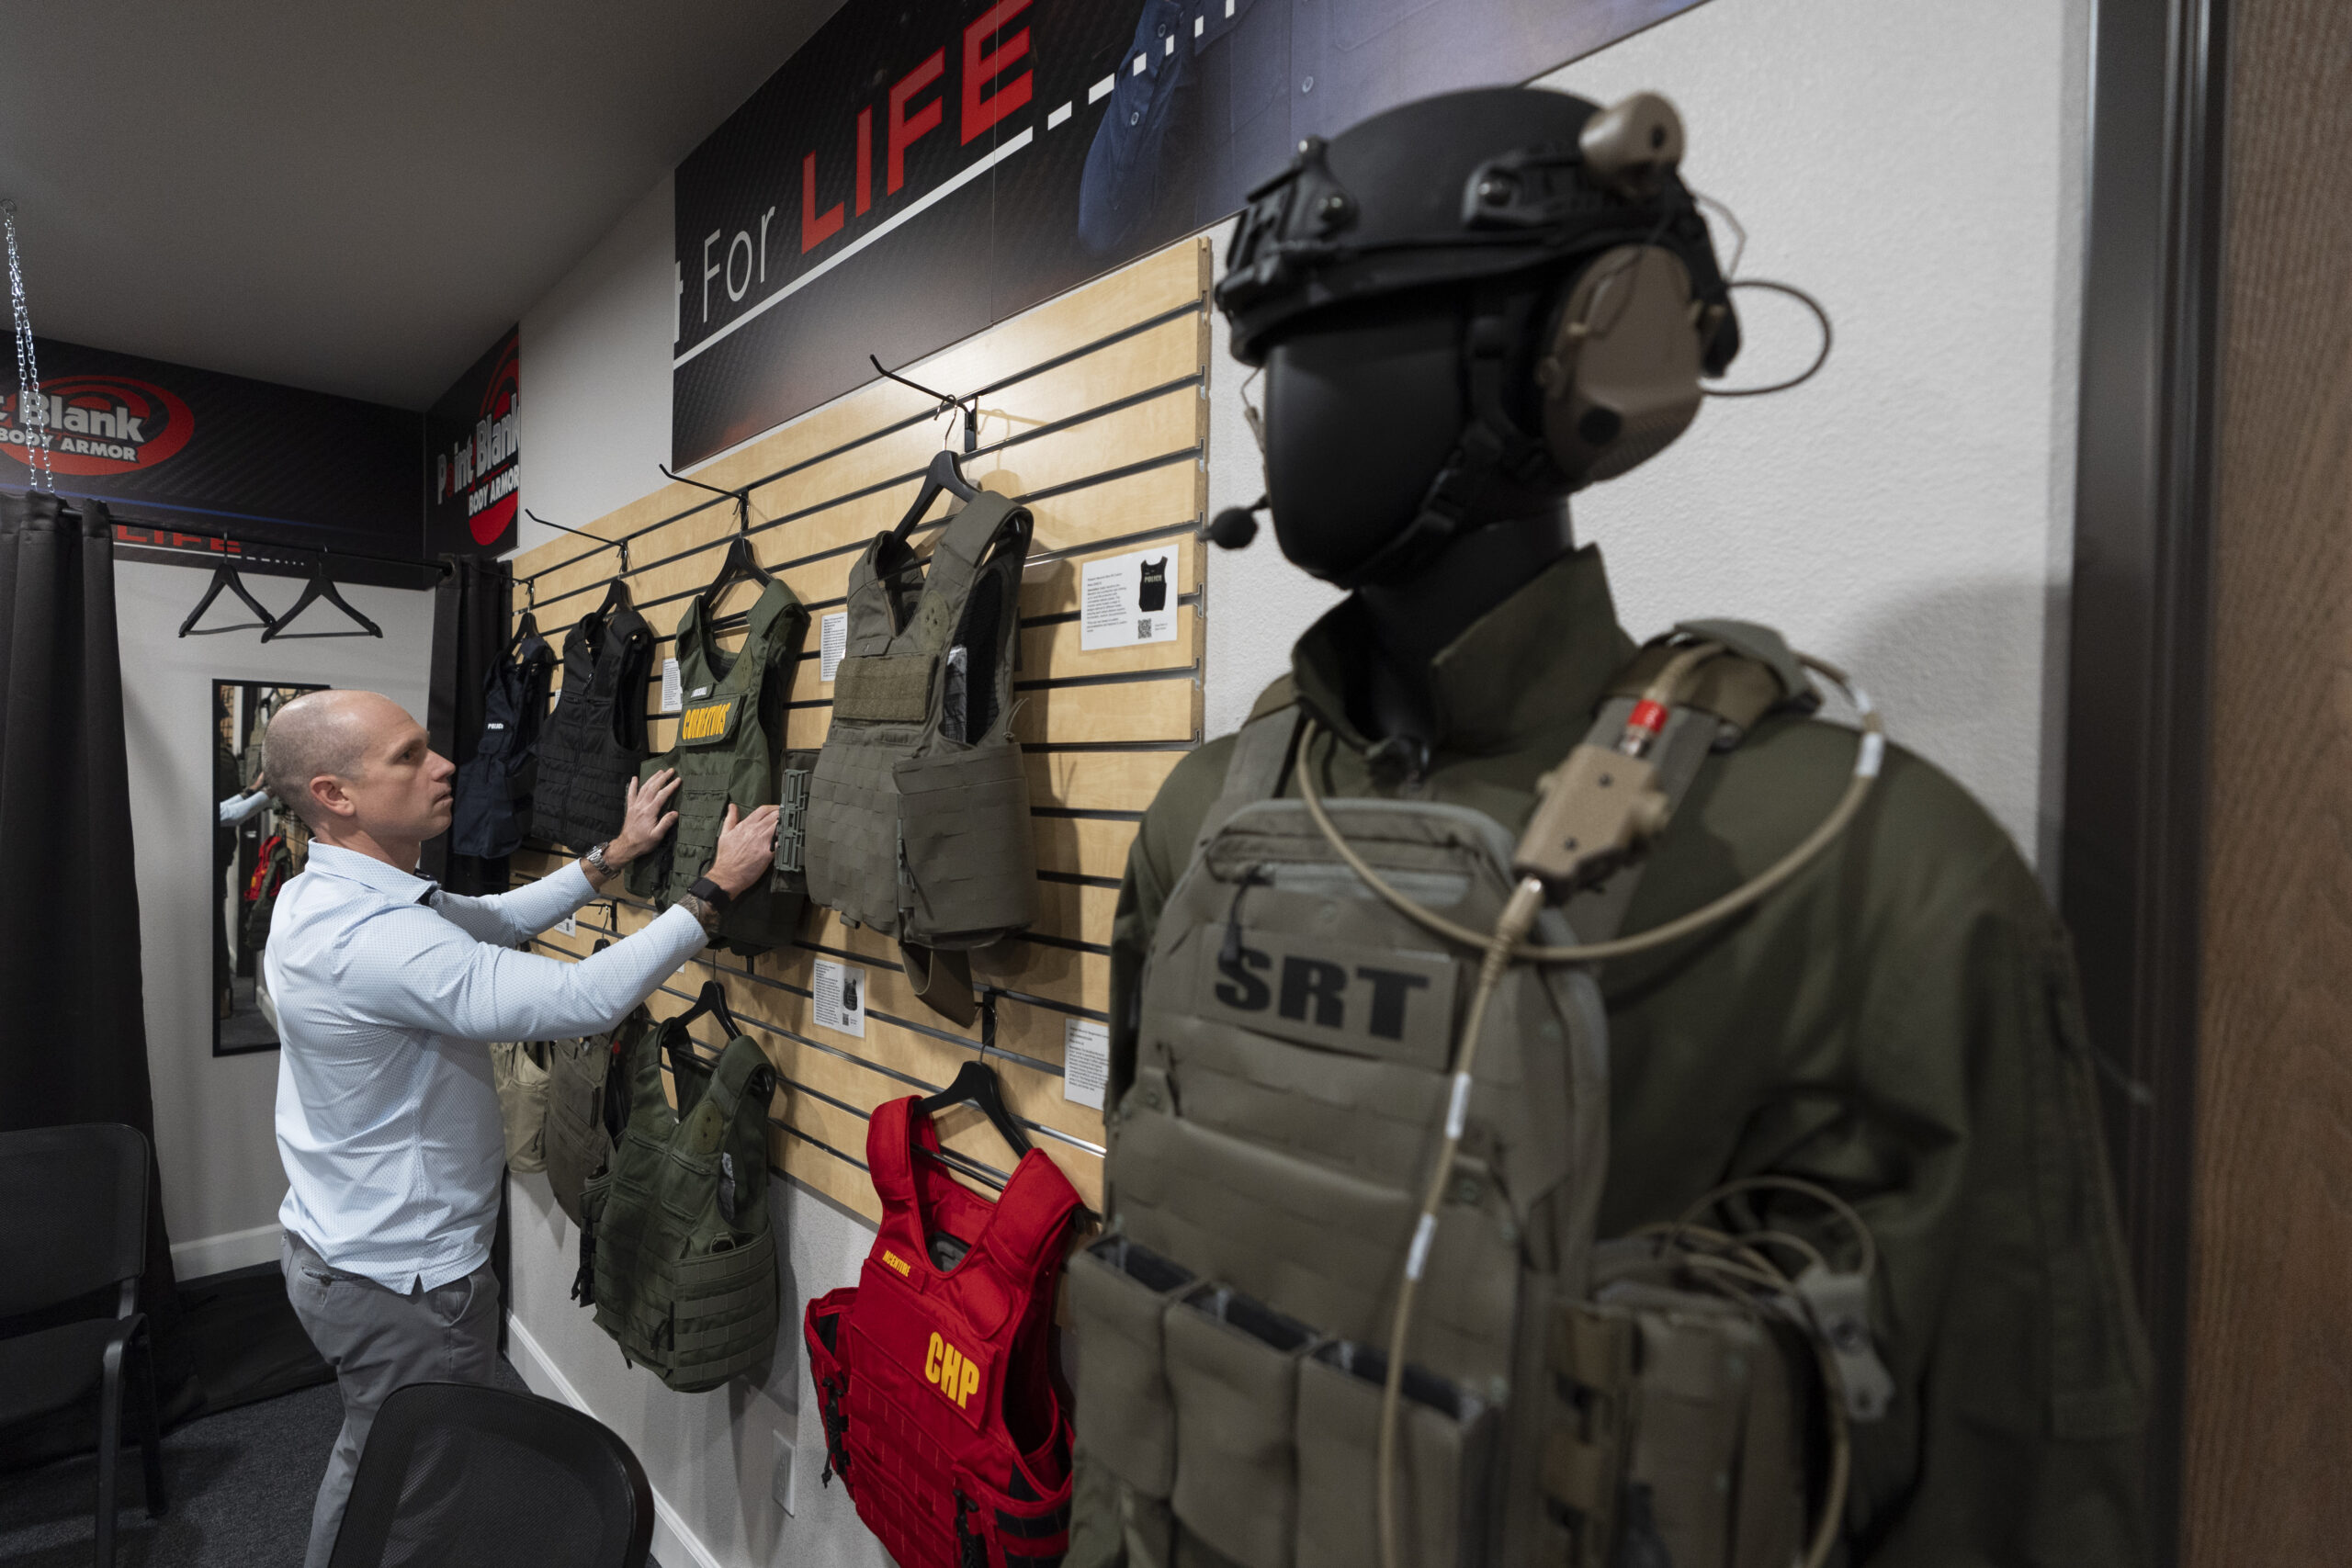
[2, 375, 196, 477]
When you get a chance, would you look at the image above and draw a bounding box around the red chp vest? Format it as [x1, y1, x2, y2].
[805, 1098, 1083, 1568]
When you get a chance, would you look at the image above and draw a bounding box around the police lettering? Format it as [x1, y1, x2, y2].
[923, 1329, 982, 1408]
[1215, 940, 1430, 1042]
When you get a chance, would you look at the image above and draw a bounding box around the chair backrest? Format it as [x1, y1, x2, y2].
[0, 1123, 150, 1320]
[328, 1382, 654, 1568]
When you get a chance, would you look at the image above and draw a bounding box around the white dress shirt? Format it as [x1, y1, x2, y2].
[270, 842, 707, 1292]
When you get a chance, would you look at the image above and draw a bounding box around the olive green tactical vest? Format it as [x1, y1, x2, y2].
[578, 1019, 781, 1393]
[628, 579, 810, 955]
[1074, 626, 1837, 1568]
[544, 1006, 649, 1228]
[803, 490, 1038, 1022]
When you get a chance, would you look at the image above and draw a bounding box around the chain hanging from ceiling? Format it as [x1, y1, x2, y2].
[3, 200, 53, 494]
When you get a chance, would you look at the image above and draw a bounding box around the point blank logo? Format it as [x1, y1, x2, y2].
[2, 374, 195, 477]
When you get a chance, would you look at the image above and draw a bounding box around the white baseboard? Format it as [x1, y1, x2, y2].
[504, 1311, 725, 1568]
[172, 1222, 282, 1280]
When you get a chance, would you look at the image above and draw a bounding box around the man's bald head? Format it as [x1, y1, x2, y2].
[263, 690, 413, 831]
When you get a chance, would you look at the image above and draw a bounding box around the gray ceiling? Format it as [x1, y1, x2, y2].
[0, 0, 840, 410]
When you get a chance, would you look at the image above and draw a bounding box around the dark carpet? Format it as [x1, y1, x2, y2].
[0, 1359, 571, 1568]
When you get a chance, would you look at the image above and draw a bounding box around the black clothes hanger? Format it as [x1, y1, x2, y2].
[699, 528, 774, 613]
[673, 978, 745, 1041]
[890, 448, 979, 543]
[262, 555, 382, 641]
[918, 1058, 1033, 1161]
[594, 570, 634, 619]
[178, 565, 278, 637]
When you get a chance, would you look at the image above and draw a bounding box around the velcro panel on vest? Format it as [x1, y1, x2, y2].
[833, 654, 936, 723]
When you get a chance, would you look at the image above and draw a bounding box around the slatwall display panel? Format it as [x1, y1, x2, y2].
[506, 238, 1216, 1224]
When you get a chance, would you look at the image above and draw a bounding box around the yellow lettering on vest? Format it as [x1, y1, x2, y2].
[941, 1343, 963, 1398]
[958, 1357, 979, 1408]
[924, 1331, 944, 1383]
[681, 701, 729, 740]
[882, 1249, 911, 1279]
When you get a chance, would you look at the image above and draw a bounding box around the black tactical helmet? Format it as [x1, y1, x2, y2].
[1216, 86, 1739, 375]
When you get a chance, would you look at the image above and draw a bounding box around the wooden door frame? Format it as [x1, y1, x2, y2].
[2062, 0, 2227, 1561]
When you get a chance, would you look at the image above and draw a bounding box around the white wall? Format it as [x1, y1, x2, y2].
[500, 1, 2091, 1562]
[119, 559, 435, 1277]
[514, 173, 678, 564]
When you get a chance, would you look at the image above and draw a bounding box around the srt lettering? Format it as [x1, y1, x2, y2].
[1216, 945, 1431, 1041]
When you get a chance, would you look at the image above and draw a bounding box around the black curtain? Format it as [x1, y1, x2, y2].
[421, 555, 510, 894]
[0, 491, 199, 1462]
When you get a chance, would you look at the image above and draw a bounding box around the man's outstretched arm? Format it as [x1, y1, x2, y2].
[433, 770, 683, 945]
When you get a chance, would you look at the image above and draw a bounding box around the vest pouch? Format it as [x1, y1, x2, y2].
[1068, 1235, 1195, 1499]
[1164, 1281, 1317, 1568]
[892, 743, 1036, 942]
[1293, 1339, 1499, 1568]
[1547, 1275, 1814, 1568]
[666, 1221, 779, 1393]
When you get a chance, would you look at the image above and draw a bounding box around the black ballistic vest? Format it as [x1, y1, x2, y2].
[452, 617, 556, 859]
[535, 596, 653, 852]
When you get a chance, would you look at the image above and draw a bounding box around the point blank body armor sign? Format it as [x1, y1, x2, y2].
[510, 237, 1216, 1224]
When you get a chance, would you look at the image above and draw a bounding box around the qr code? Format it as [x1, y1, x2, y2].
[1137, 617, 1155, 638]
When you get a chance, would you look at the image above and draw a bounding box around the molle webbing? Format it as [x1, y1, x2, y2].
[1082, 626, 1824, 1568]
[536, 602, 653, 851]
[629, 579, 809, 953]
[581, 1020, 780, 1393]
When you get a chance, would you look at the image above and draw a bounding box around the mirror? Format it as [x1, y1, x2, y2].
[214, 681, 326, 1055]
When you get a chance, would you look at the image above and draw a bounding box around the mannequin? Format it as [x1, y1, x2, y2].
[1261, 287, 1578, 757]
[1073, 85, 2152, 1568]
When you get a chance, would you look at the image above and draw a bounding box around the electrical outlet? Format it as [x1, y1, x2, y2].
[772, 1432, 797, 1517]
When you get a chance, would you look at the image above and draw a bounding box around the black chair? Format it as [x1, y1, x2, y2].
[328, 1382, 653, 1568]
[0, 1122, 169, 1568]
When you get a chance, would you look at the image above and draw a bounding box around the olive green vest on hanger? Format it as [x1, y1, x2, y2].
[628, 578, 810, 955]
[577, 1018, 781, 1393]
[802, 490, 1038, 1023]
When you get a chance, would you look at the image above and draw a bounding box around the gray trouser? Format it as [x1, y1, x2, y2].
[281, 1232, 500, 1568]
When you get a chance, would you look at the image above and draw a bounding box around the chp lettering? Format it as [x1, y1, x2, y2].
[923, 1329, 982, 1410]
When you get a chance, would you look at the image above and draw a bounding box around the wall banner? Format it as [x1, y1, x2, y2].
[672, 0, 1705, 467]
[425, 326, 520, 558]
[1, 336, 424, 577]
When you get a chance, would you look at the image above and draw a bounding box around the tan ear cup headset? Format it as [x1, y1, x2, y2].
[1529, 93, 1720, 490]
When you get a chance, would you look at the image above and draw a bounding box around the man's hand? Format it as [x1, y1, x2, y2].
[707, 803, 782, 897]
[608, 771, 682, 865]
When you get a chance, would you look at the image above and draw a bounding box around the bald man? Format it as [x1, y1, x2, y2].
[259, 689, 778, 1566]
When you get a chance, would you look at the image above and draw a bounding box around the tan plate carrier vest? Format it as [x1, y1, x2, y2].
[803, 490, 1039, 1024]
[577, 1019, 782, 1393]
[628, 577, 810, 955]
[1075, 623, 1844, 1568]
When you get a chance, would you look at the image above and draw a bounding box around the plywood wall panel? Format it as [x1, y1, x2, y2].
[511, 239, 1208, 1221]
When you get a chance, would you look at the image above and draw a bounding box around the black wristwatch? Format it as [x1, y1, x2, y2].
[687, 875, 733, 913]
